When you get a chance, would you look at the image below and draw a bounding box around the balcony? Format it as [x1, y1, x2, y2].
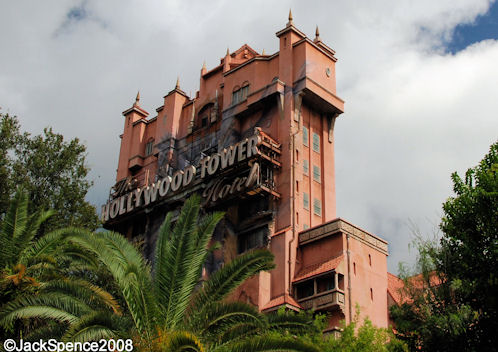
[294, 271, 345, 311]
[128, 155, 144, 172]
[298, 290, 345, 310]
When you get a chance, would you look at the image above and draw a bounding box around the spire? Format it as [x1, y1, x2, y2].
[314, 25, 321, 43]
[175, 77, 180, 90]
[123, 90, 148, 117]
[133, 91, 140, 107]
[223, 48, 231, 72]
[201, 60, 207, 75]
[287, 9, 293, 27]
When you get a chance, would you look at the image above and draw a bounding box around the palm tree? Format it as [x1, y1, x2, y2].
[0, 190, 124, 341]
[1, 193, 319, 351]
[64, 195, 320, 351]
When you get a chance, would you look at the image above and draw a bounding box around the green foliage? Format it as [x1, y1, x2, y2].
[437, 140, 498, 349]
[325, 318, 404, 352]
[390, 141, 498, 351]
[54, 195, 315, 351]
[266, 307, 406, 352]
[0, 190, 124, 342]
[389, 242, 476, 351]
[1, 192, 407, 351]
[0, 113, 22, 213]
[0, 113, 98, 231]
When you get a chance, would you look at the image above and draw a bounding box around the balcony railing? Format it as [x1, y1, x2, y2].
[298, 289, 345, 311]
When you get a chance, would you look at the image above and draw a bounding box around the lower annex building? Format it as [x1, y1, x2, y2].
[101, 14, 400, 334]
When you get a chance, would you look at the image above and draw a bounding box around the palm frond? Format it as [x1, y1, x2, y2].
[157, 195, 200, 328]
[213, 321, 263, 347]
[154, 195, 210, 329]
[266, 312, 318, 335]
[13, 209, 54, 263]
[161, 330, 205, 352]
[21, 227, 89, 263]
[0, 306, 79, 326]
[66, 230, 157, 338]
[153, 212, 173, 301]
[193, 301, 262, 333]
[189, 301, 265, 345]
[41, 279, 121, 314]
[214, 335, 321, 352]
[62, 311, 123, 342]
[0, 190, 29, 267]
[190, 249, 275, 313]
[0, 292, 92, 321]
[170, 211, 224, 329]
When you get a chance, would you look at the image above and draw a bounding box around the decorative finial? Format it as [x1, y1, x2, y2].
[175, 77, 180, 89]
[202, 60, 206, 70]
[287, 9, 293, 26]
[134, 91, 140, 106]
[226, 47, 230, 56]
[315, 25, 321, 42]
[262, 48, 266, 55]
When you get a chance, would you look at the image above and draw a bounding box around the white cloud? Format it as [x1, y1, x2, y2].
[0, 0, 496, 272]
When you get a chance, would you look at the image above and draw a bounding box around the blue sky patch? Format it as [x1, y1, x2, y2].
[446, 1, 498, 53]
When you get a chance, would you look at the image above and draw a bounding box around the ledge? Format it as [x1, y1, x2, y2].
[294, 76, 344, 115]
[298, 218, 389, 255]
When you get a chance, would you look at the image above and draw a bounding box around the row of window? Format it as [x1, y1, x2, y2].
[302, 126, 320, 153]
[303, 192, 321, 216]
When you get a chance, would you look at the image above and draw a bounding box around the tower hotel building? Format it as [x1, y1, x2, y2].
[102, 14, 398, 333]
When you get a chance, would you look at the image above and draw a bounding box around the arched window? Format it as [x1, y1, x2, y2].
[232, 83, 250, 105]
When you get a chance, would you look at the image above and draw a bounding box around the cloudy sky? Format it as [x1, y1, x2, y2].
[1, 0, 497, 273]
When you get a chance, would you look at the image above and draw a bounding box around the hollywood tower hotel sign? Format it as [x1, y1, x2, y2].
[102, 13, 395, 334]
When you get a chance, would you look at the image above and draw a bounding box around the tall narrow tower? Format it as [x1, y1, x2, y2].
[102, 14, 390, 334]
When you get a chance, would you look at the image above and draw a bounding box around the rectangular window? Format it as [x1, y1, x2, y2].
[317, 274, 335, 293]
[303, 160, 309, 175]
[313, 165, 321, 183]
[232, 90, 240, 105]
[312, 132, 320, 153]
[303, 126, 309, 147]
[296, 280, 314, 299]
[238, 227, 268, 254]
[313, 198, 321, 216]
[303, 192, 309, 210]
[241, 85, 249, 100]
[145, 141, 154, 156]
